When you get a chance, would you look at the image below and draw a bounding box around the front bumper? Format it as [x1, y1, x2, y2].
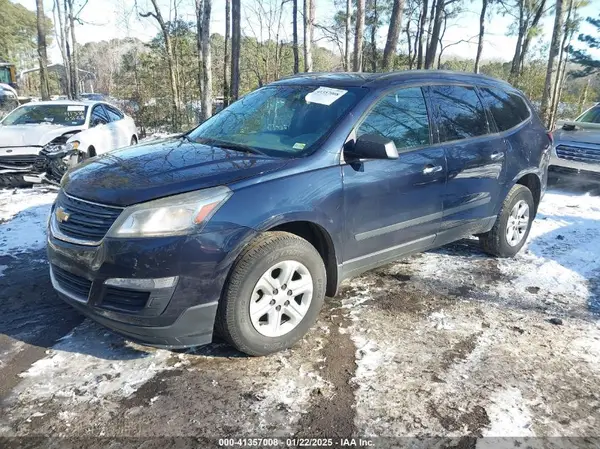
[47, 224, 254, 348]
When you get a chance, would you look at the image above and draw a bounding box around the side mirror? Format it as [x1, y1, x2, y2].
[348, 133, 399, 160]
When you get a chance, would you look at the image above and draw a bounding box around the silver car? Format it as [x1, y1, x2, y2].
[550, 103, 600, 181]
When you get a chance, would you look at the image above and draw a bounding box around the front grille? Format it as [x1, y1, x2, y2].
[0, 154, 38, 168]
[55, 191, 122, 243]
[102, 287, 150, 312]
[556, 145, 600, 164]
[52, 265, 92, 300]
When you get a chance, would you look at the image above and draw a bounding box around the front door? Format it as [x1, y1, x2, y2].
[425, 85, 507, 235]
[342, 87, 447, 276]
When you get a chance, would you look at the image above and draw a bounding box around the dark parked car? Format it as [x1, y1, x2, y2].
[47, 71, 551, 356]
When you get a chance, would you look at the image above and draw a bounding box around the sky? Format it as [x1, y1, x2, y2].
[13, 0, 600, 68]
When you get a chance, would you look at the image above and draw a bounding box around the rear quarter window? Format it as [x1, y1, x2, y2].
[479, 88, 530, 131]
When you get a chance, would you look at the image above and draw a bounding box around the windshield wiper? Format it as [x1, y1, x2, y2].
[196, 138, 267, 156]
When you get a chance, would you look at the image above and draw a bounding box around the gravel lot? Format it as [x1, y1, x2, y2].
[0, 184, 599, 448]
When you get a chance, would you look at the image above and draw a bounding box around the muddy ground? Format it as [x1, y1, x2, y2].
[0, 184, 599, 449]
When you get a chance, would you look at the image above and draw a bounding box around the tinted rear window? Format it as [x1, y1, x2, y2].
[479, 88, 530, 131]
[429, 85, 489, 142]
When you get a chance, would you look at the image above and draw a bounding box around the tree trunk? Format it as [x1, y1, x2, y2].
[425, 0, 444, 69]
[406, 20, 413, 69]
[518, 0, 547, 75]
[293, 0, 300, 73]
[353, 0, 366, 71]
[67, 0, 79, 98]
[303, 0, 313, 72]
[54, 0, 71, 98]
[370, 0, 378, 72]
[577, 78, 590, 115]
[540, 0, 565, 127]
[549, 0, 573, 126]
[140, 0, 180, 129]
[231, 0, 241, 100]
[382, 0, 404, 71]
[474, 0, 488, 73]
[416, 0, 429, 69]
[196, 0, 212, 121]
[224, 0, 231, 105]
[509, 2, 524, 79]
[36, 0, 50, 100]
[425, 0, 436, 55]
[345, 0, 351, 70]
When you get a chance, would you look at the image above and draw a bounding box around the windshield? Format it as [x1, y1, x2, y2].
[2, 104, 88, 126]
[576, 105, 600, 124]
[188, 85, 364, 157]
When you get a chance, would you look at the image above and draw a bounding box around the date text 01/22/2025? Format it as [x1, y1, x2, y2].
[218, 438, 375, 447]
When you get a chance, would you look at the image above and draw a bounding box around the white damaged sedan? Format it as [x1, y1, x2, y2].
[0, 100, 138, 175]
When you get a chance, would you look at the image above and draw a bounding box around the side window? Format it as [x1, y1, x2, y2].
[479, 88, 531, 131]
[91, 105, 110, 125]
[357, 87, 430, 151]
[429, 85, 489, 142]
[105, 106, 124, 122]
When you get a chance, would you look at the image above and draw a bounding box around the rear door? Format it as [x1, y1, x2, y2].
[103, 105, 129, 149]
[83, 104, 112, 154]
[426, 85, 507, 237]
[342, 86, 447, 276]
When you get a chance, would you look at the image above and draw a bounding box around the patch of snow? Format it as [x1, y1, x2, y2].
[0, 188, 56, 256]
[0, 265, 6, 276]
[482, 387, 536, 437]
[11, 321, 173, 407]
[428, 310, 455, 330]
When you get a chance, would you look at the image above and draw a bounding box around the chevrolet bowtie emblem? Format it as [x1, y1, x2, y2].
[55, 206, 70, 223]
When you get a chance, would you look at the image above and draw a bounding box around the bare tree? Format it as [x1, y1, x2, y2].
[540, 0, 565, 126]
[303, 0, 314, 71]
[425, 0, 459, 68]
[474, 0, 488, 73]
[66, 0, 79, 97]
[36, 0, 50, 100]
[231, 0, 241, 100]
[196, 0, 212, 121]
[382, 0, 405, 71]
[354, 0, 366, 71]
[293, 0, 300, 73]
[345, 0, 352, 70]
[503, 0, 548, 80]
[224, 0, 231, 105]
[53, 0, 71, 98]
[140, 0, 180, 127]
[416, 0, 429, 68]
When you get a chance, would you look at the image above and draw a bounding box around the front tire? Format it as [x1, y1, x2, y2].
[216, 232, 326, 356]
[479, 184, 535, 258]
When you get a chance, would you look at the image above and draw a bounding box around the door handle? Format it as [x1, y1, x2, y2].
[491, 151, 505, 161]
[423, 164, 443, 175]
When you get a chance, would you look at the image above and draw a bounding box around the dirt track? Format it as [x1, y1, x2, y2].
[0, 186, 599, 448]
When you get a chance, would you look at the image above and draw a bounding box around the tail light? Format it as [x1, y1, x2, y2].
[547, 131, 554, 146]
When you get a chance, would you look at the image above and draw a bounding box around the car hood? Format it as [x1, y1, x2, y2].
[63, 138, 291, 206]
[554, 123, 600, 146]
[0, 124, 84, 147]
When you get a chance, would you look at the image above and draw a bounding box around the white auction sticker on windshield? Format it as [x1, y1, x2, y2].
[305, 87, 347, 106]
[67, 105, 85, 111]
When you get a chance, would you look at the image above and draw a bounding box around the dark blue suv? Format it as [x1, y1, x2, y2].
[47, 71, 551, 355]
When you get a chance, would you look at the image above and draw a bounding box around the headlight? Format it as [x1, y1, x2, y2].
[106, 186, 232, 238]
[66, 140, 80, 151]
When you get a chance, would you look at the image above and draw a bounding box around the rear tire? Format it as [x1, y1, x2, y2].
[479, 184, 535, 258]
[216, 232, 326, 356]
